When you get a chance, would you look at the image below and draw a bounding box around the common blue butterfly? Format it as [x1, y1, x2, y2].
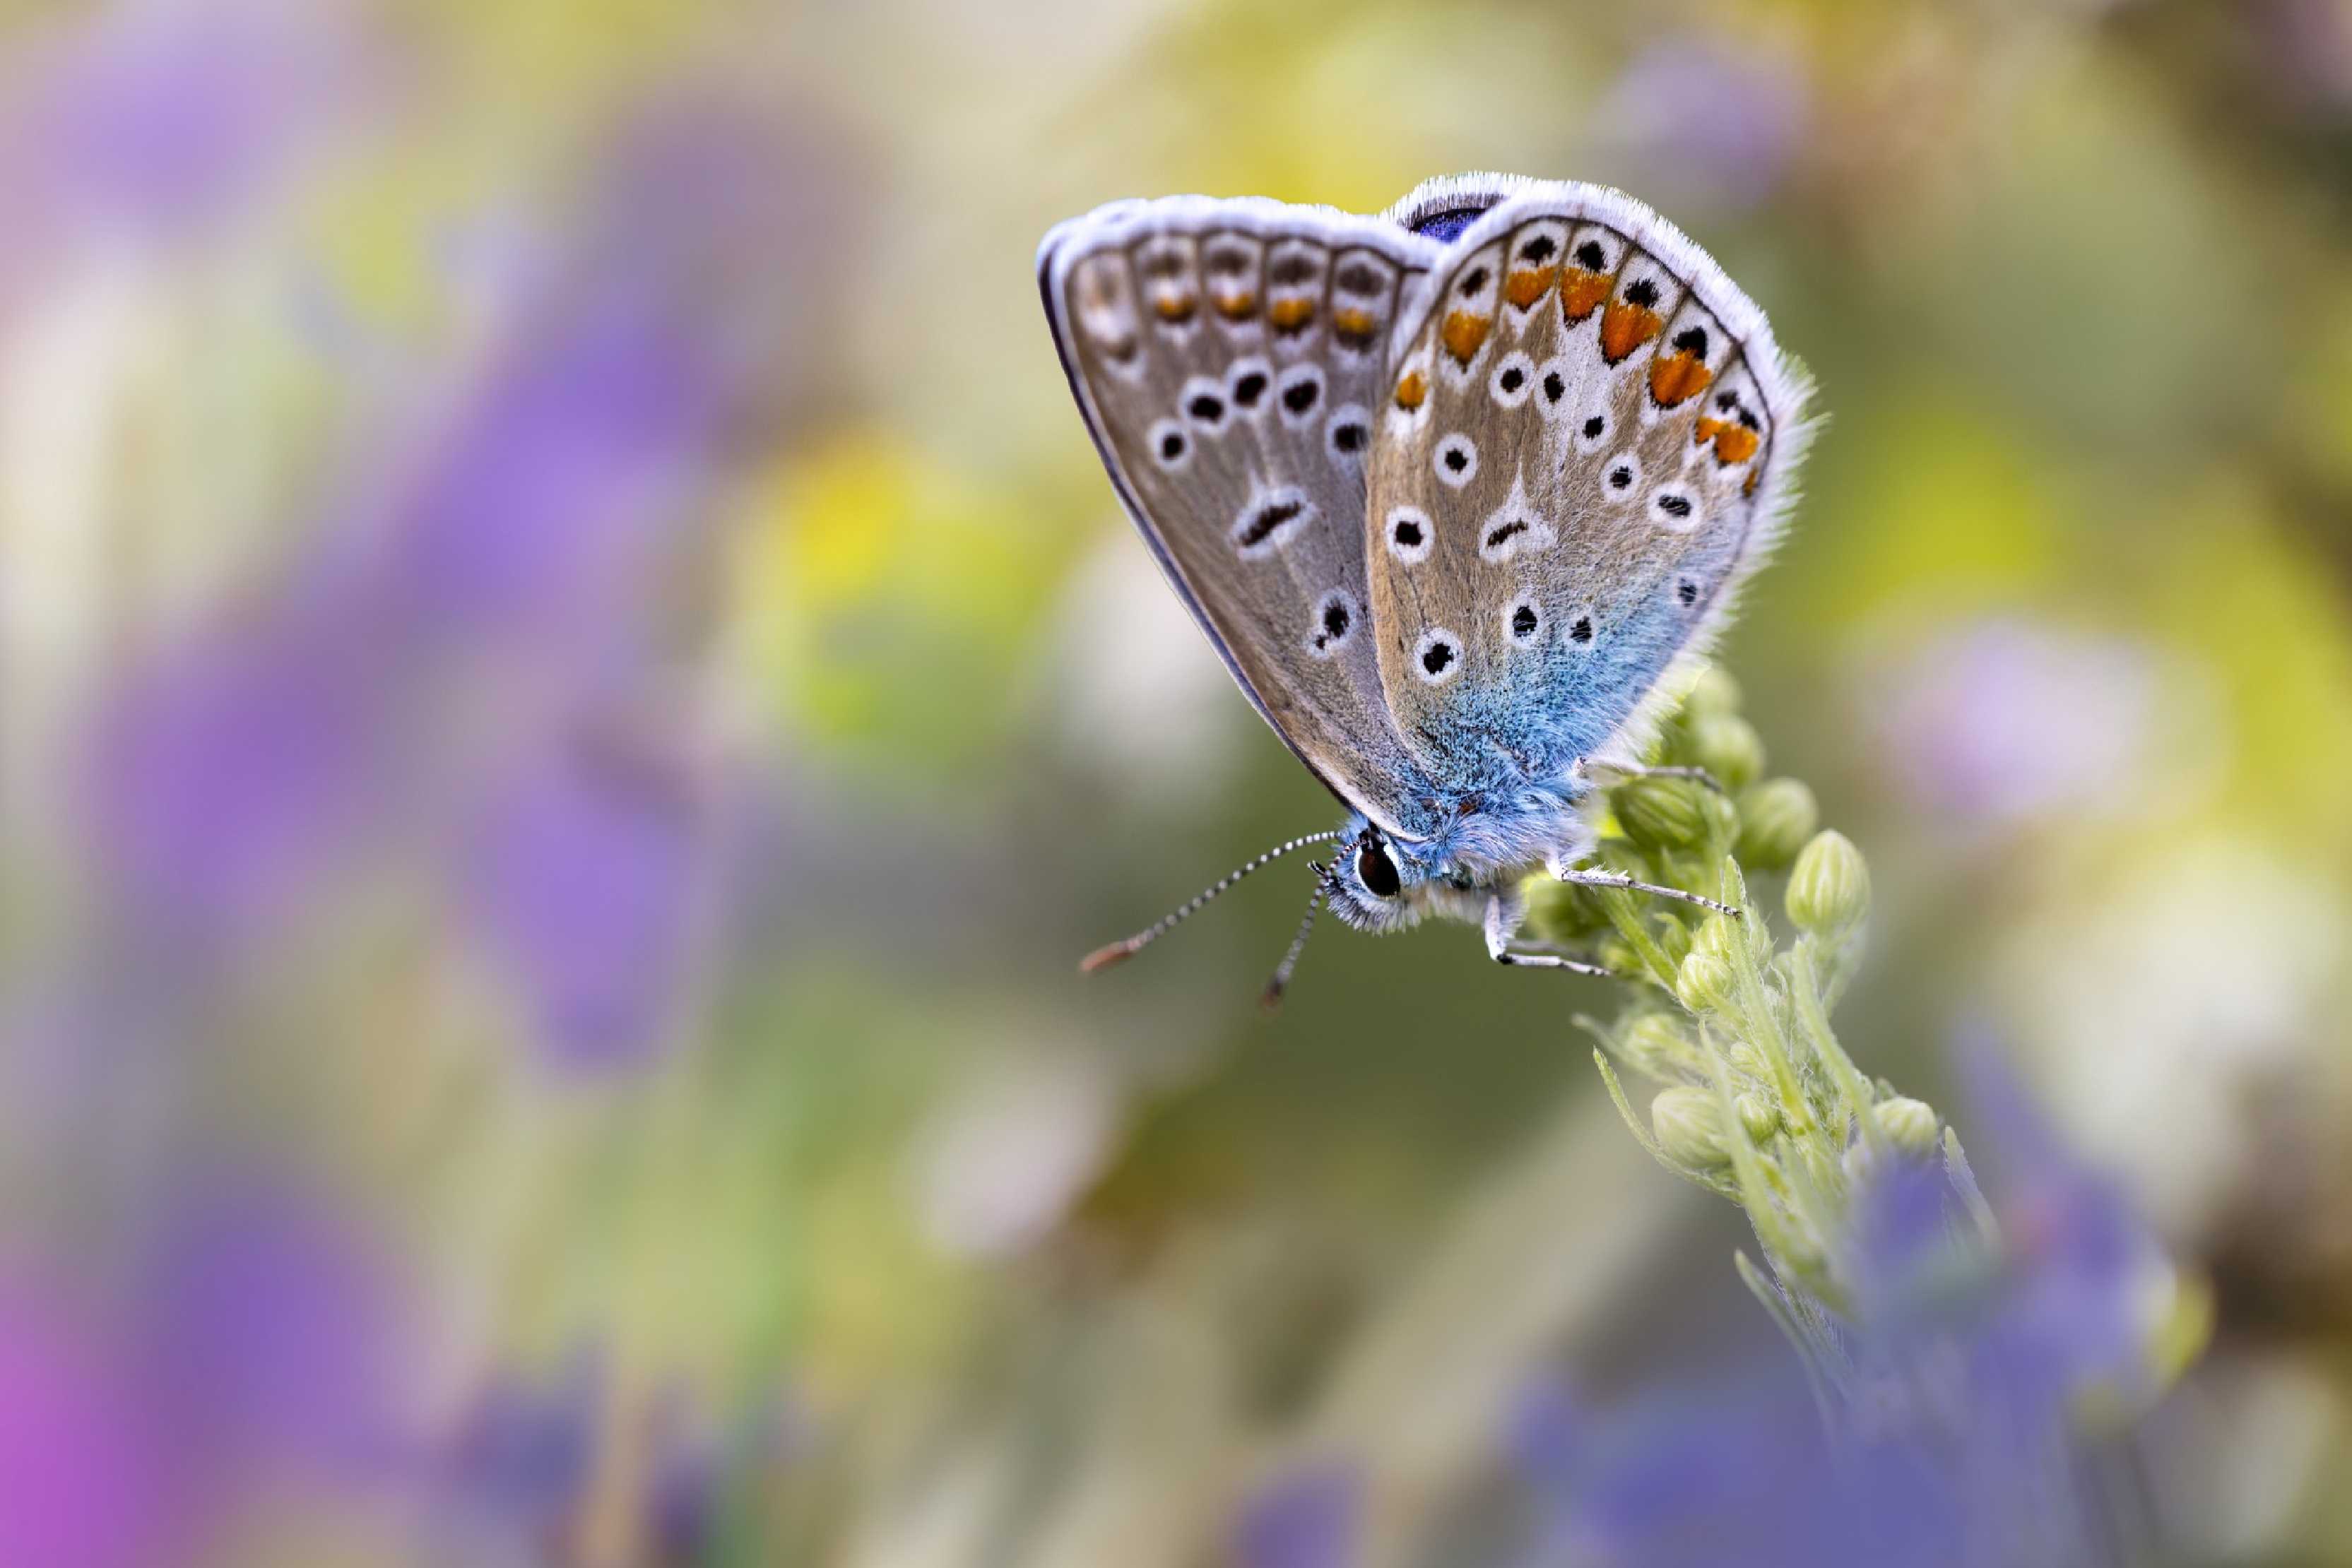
[1039, 174, 1812, 1000]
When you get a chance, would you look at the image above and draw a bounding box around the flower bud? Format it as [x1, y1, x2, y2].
[1736, 1091, 1780, 1143]
[1652, 1086, 1730, 1168]
[1524, 877, 1609, 943]
[1703, 786, 1741, 848]
[1726, 1041, 1768, 1079]
[1689, 714, 1764, 790]
[1655, 917, 1694, 970]
[1675, 951, 1737, 1015]
[1682, 665, 1742, 721]
[1691, 913, 1740, 965]
[1614, 777, 1713, 853]
[1877, 1096, 1939, 1157]
[1786, 830, 1870, 934]
[1621, 1012, 1692, 1074]
[1735, 778, 1818, 871]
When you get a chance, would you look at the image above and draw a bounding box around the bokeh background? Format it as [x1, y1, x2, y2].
[0, 0, 2348, 1562]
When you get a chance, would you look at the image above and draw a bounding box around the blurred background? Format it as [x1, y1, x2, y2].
[0, 0, 2348, 1562]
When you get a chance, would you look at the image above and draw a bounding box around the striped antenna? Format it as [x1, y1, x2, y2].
[1081, 831, 1344, 973]
[1258, 862, 1331, 1012]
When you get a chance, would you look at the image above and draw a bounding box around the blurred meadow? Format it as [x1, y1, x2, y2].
[0, 0, 2349, 1563]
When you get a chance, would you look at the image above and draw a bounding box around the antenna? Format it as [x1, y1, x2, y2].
[1258, 861, 1330, 1012]
[1080, 831, 1342, 973]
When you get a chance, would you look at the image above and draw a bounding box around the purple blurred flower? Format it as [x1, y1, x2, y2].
[75, 96, 833, 1043]
[1509, 1370, 1957, 1568]
[88, 621, 382, 946]
[138, 1165, 406, 1473]
[1506, 1050, 2178, 1567]
[0, 0, 368, 247]
[0, 1284, 165, 1568]
[1939, 1039, 2175, 1423]
[367, 100, 826, 658]
[0, 1168, 402, 1564]
[1234, 1460, 1359, 1568]
[1865, 619, 2163, 833]
[435, 1351, 601, 1560]
[2258, 0, 2352, 110]
[430, 1355, 741, 1564]
[464, 732, 710, 1071]
[1596, 39, 1808, 211]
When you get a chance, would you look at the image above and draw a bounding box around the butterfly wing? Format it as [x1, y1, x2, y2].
[1040, 197, 1447, 841]
[1364, 184, 1812, 783]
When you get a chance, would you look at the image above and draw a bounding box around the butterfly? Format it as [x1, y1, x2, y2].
[1039, 174, 1812, 1002]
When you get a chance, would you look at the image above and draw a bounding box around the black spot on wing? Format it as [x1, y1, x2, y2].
[1236, 499, 1304, 547]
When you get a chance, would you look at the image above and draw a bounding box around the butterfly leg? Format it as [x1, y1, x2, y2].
[1485, 892, 1613, 978]
[1578, 759, 1727, 795]
[1547, 857, 1740, 918]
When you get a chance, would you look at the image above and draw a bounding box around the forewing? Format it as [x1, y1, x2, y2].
[1364, 184, 1812, 782]
[1040, 197, 1446, 838]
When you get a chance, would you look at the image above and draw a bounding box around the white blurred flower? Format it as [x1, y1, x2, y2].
[1052, 534, 1244, 810]
[2145, 1350, 2341, 1561]
[910, 1047, 1114, 1259]
[1998, 837, 2349, 1239]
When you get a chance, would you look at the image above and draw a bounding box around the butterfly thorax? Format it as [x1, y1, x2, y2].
[1323, 775, 1595, 934]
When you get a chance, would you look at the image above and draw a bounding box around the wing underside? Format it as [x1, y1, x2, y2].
[1364, 185, 1812, 785]
[1040, 198, 1447, 838]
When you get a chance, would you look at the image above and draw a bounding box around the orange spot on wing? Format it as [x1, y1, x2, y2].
[1648, 351, 1713, 408]
[1440, 310, 1491, 364]
[1214, 290, 1256, 320]
[1694, 417, 1762, 465]
[1394, 369, 1427, 410]
[1267, 297, 1315, 330]
[1599, 301, 1663, 364]
[1504, 266, 1559, 309]
[1744, 468, 1760, 496]
[1331, 306, 1377, 343]
[1153, 295, 1197, 323]
[1560, 268, 1610, 323]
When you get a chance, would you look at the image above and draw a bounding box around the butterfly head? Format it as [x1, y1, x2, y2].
[1323, 817, 1443, 934]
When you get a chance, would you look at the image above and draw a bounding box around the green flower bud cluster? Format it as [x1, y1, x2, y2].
[1568, 667, 1930, 1303]
[1565, 663, 2202, 1447]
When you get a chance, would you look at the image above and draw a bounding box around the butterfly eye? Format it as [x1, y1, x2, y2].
[1356, 839, 1401, 899]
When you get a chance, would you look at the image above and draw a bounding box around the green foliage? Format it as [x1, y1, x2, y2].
[1544, 675, 1946, 1318]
